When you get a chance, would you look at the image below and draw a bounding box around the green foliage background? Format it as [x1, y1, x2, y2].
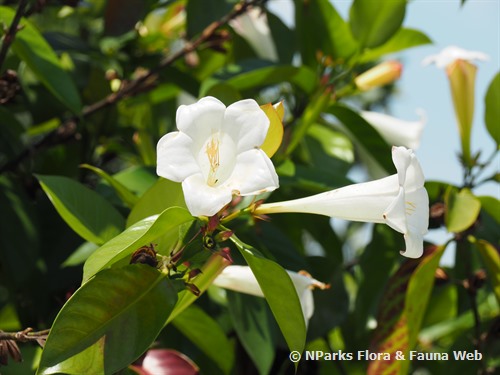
[0, 0, 498, 374]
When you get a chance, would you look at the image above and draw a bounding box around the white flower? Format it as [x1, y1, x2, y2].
[213, 265, 327, 323]
[361, 110, 426, 150]
[255, 146, 429, 258]
[157, 97, 279, 217]
[423, 46, 489, 164]
[229, 8, 278, 62]
[422, 46, 489, 68]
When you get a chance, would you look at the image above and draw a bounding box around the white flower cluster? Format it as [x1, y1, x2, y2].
[156, 96, 430, 324]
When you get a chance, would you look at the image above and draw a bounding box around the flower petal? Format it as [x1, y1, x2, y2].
[225, 149, 279, 196]
[405, 152, 426, 190]
[182, 174, 233, 217]
[157, 132, 200, 182]
[401, 229, 424, 258]
[392, 146, 412, 186]
[176, 96, 226, 145]
[383, 187, 407, 234]
[213, 266, 264, 297]
[223, 99, 270, 152]
[213, 266, 316, 323]
[288, 272, 316, 321]
[405, 187, 429, 234]
[422, 46, 489, 68]
[229, 9, 278, 62]
[361, 110, 425, 150]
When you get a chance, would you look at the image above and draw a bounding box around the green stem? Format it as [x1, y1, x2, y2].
[285, 86, 334, 156]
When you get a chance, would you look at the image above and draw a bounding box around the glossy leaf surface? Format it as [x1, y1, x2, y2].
[37, 174, 125, 245]
[350, 0, 406, 48]
[38, 265, 178, 374]
[83, 207, 194, 281]
[230, 235, 306, 359]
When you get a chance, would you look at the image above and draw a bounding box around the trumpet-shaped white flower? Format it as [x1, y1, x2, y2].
[213, 265, 327, 323]
[361, 110, 426, 150]
[423, 46, 489, 164]
[422, 46, 489, 68]
[229, 8, 278, 62]
[157, 97, 279, 217]
[255, 147, 429, 258]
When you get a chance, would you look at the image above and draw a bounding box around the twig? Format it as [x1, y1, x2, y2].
[0, 0, 266, 174]
[0, 0, 29, 72]
[0, 328, 49, 344]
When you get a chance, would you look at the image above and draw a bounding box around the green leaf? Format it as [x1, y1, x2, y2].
[173, 305, 234, 375]
[81, 164, 139, 208]
[62, 242, 99, 267]
[37, 265, 178, 374]
[349, 0, 406, 49]
[359, 28, 432, 63]
[83, 207, 194, 282]
[203, 63, 318, 95]
[227, 292, 276, 375]
[419, 295, 499, 346]
[421, 284, 458, 328]
[445, 188, 481, 233]
[168, 253, 232, 323]
[367, 260, 413, 375]
[484, 71, 500, 145]
[113, 166, 157, 197]
[37, 338, 105, 375]
[478, 196, 500, 224]
[368, 245, 445, 375]
[0, 7, 82, 113]
[295, 0, 357, 65]
[286, 88, 332, 156]
[476, 240, 500, 305]
[126, 178, 186, 227]
[405, 246, 446, 352]
[36, 175, 125, 245]
[327, 104, 394, 174]
[307, 123, 354, 163]
[229, 236, 306, 359]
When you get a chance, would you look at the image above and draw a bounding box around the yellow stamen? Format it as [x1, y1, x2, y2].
[405, 201, 416, 215]
[206, 136, 220, 186]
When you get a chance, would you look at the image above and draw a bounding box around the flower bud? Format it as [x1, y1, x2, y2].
[354, 61, 402, 91]
[446, 59, 477, 163]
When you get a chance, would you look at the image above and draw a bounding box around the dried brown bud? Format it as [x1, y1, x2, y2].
[185, 283, 201, 296]
[217, 247, 233, 263]
[0, 339, 22, 365]
[0, 70, 21, 104]
[188, 268, 202, 280]
[463, 269, 487, 293]
[429, 202, 445, 228]
[130, 243, 158, 268]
